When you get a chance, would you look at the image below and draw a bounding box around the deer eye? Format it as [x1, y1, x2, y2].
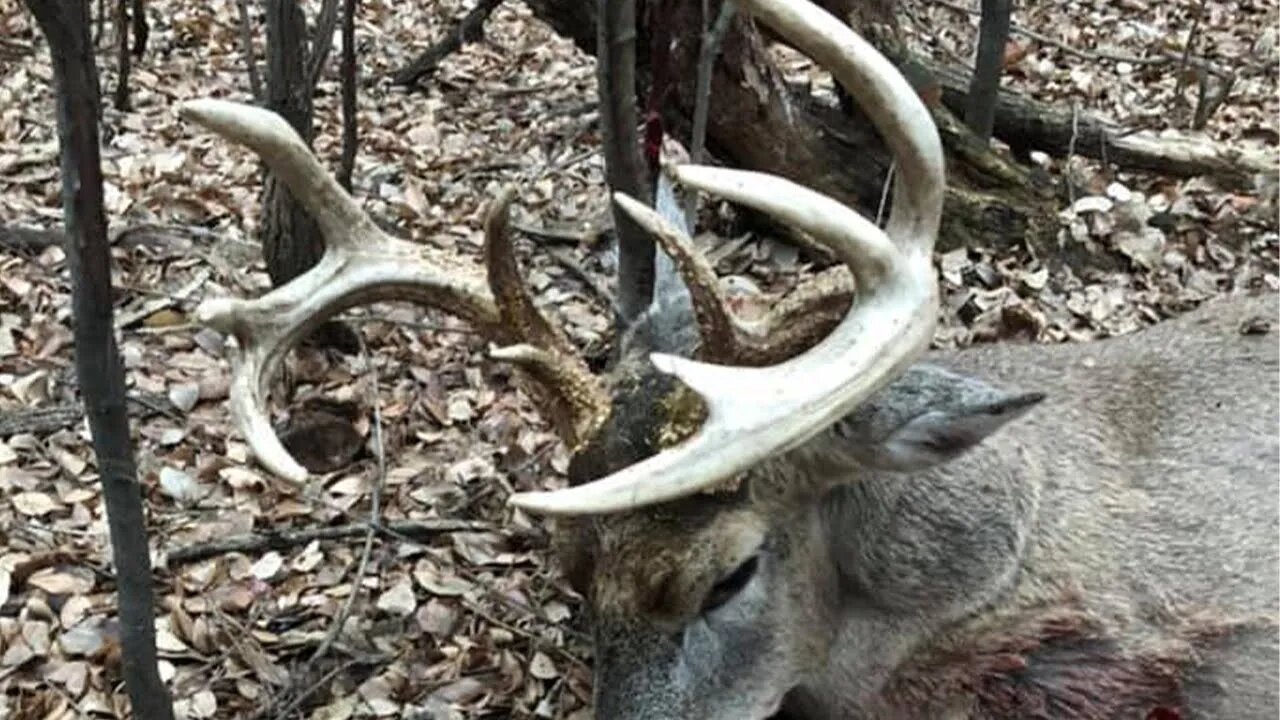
[701, 556, 759, 614]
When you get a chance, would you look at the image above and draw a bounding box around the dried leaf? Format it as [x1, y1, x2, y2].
[376, 579, 418, 617]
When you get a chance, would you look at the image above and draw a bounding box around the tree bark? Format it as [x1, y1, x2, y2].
[598, 0, 655, 323]
[20, 2, 174, 718]
[966, 0, 1010, 142]
[113, 0, 130, 110]
[524, 0, 1062, 262]
[130, 0, 147, 56]
[263, 0, 323, 286]
[338, 0, 358, 191]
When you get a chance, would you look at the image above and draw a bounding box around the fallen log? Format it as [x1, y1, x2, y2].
[920, 57, 1279, 187]
[523, 0, 1065, 262]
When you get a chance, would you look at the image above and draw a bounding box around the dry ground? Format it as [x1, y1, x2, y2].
[0, 0, 1276, 717]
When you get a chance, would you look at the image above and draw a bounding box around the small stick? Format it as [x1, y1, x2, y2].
[164, 518, 494, 566]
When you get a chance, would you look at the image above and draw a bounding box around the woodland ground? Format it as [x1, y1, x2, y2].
[0, 0, 1277, 717]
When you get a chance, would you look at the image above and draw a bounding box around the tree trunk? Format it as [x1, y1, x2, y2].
[263, 0, 323, 287]
[113, 0, 130, 110]
[523, 0, 1063, 265]
[966, 0, 1011, 142]
[21, 2, 174, 717]
[598, 0, 654, 322]
[130, 0, 147, 56]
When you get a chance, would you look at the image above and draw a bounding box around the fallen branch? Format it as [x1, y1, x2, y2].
[391, 0, 505, 86]
[0, 391, 178, 437]
[0, 224, 64, 254]
[164, 518, 496, 567]
[113, 267, 209, 330]
[912, 54, 1279, 185]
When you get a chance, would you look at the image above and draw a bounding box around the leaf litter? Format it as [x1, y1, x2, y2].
[0, 0, 1276, 717]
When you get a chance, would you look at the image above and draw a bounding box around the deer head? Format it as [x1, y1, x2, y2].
[179, 0, 1278, 717]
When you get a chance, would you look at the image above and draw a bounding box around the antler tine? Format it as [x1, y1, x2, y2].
[180, 100, 378, 253]
[181, 100, 605, 482]
[483, 188, 611, 448]
[612, 193, 740, 363]
[508, 0, 943, 515]
[615, 190, 855, 366]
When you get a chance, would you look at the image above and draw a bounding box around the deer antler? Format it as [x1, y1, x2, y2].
[180, 100, 608, 482]
[617, 188, 855, 366]
[507, 0, 944, 515]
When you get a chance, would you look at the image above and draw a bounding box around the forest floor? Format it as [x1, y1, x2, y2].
[0, 0, 1276, 717]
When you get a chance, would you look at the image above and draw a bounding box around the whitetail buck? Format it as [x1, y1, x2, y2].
[178, 0, 1278, 716]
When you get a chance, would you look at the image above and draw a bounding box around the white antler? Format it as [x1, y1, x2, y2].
[507, 0, 944, 515]
[180, 100, 607, 482]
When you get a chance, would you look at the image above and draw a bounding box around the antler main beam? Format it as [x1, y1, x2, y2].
[507, 0, 944, 515]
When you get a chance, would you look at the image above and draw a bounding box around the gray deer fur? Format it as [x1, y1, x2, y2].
[562, 231, 1279, 719]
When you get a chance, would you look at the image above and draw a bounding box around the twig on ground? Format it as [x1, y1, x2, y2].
[262, 658, 361, 720]
[462, 597, 590, 671]
[113, 267, 210, 330]
[164, 518, 495, 566]
[875, 162, 896, 228]
[1172, 0, 1208, 101]
[0, 390, 178, 438]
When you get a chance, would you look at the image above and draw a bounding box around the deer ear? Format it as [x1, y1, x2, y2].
[865, 391, 1045, 471]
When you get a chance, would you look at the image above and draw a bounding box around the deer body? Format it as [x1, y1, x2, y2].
[573, 292, 1278, 719]
[807, 292, 1279, 718]
[178, 0, 1278, 714]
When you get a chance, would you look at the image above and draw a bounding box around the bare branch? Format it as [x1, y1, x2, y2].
[113, 0, 131, 110]
[304, 0, 340, 91]
[129, 0, 146, 56]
